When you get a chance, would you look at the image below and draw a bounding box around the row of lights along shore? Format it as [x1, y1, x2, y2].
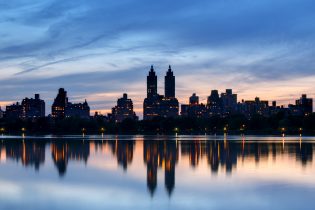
[0, 126, 305, 136]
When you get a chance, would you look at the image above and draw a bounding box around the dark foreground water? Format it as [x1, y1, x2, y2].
[0, 135, 315, 210]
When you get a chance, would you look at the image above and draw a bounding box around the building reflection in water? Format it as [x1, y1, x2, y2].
[0, 140, 45, 170]
[107, 140, 135, 171]
[0, 137, 314, 196]
[51, 140, 90, 176]
[143, 139, 178, 196]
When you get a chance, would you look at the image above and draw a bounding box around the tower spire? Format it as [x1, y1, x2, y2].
[147, 65, 157, 98]
[165, 65, 175, 98]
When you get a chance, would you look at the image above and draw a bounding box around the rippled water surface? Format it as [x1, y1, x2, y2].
[0, 135, 315, 210]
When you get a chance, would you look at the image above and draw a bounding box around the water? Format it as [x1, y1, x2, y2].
[0, 135, 315, 210]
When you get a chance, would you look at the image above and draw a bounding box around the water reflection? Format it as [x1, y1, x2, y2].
[0, 136, 314, 198]
[143, 140, 178, 196]
[51, 141, 90, 176]
[0, 140, 46, 170]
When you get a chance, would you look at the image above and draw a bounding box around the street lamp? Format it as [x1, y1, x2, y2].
[281, 127, 286, 137]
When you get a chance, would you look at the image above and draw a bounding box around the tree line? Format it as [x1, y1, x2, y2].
[1, 112, 315, 135]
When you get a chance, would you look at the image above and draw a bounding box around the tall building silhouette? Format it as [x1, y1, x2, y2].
[0, 106, 3, 119]
[221, 89, 237, 115]
[147, 65, 157, 98]
[165, 65, 175, 98]
[52, 88, 90, 119]
[189, 93, 199, 105]
[295, 94, 313, 115]
[52, 88, 68, 118]
[207, 90, 223, 116]
[143, 65, 179, 120]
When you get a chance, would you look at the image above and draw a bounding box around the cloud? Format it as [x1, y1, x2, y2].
[0, 0, 315, 117]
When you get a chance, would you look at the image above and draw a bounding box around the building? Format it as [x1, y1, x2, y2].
[206, 90, 223, 116]
[0, 107, 4, 119]
[159, 97, 179, 118]
[5, 94, 45, 119]
[221, 89, 237, 115]
[111, 93, 138, 122]
[147, 65, 157, 98]
[5, 102, 23, 119]
[66, 100, 90, 119]
[21, 94, 45, 118]
[52, 88, 68, 118]
[52, 88, 90, 119]
[165, 65, 175, 98]
[238, 97, 269, 118]
[143, 65, 179, 120]
[189, 93, 199, 106]
[180, 93, 206, 118]
[161, 65, 179, 118]
[295, 94, 313, 115]
[144, 66, 160, 120]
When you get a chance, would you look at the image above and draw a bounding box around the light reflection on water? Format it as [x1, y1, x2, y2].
[0, 135, 315, 210]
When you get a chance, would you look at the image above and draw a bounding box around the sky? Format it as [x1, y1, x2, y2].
[0, 0, 315, 117]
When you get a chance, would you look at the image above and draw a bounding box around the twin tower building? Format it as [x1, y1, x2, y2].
[143, 65, 179, 120]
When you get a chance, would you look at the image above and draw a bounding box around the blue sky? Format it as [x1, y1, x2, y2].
[0, 0, 315, 116]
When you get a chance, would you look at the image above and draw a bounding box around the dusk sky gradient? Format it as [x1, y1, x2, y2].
[1, 0, 315, 117]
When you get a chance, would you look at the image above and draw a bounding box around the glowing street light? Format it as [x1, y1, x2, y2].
[223, 125, 228, 133]
[281, 127, 286, 137]
[299, 128, 303, 137]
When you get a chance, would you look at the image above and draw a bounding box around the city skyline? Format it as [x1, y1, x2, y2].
[1, 1, 315, 118]
[0, 66, 314, 119]
[1, 65, 314, 119]
[2, 1, 315, 209]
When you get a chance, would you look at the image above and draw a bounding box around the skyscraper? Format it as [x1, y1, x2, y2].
[52, 88, 68, 118]
[147, 65, 157, 98]
[144, 66, 160, 120]
[144, 65, 179, 120]
[165, 65, 175, 98]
